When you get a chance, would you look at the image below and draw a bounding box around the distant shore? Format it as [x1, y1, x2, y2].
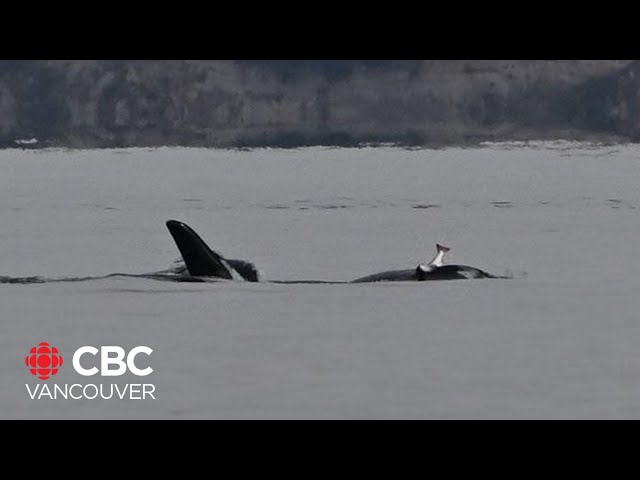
[1, 60, 637, 150]
[2, 131, 631, 151]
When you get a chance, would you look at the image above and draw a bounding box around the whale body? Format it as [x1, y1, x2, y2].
[351, 264, 497, 282]
[166, 220, 262, 282]
[1, 221, 504, 285]
[165, 220, 501, 283]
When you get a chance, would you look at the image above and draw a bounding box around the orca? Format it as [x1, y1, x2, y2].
[351, 243, 498, 282]
[166, 220, 261, 282]
[1, 221, 505, 285]
[165, 220, 502, 283]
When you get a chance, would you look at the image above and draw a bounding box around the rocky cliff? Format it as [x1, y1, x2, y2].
[0, 60, 636, 148]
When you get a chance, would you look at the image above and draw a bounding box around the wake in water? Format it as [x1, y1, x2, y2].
[0, 260, 209, 284]
[0, 272, 207, 285]
[0, 261, 348, 285]
[0, 273, 354, 285]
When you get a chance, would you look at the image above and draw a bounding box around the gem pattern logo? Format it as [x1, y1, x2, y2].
[25, 342, 63, 380]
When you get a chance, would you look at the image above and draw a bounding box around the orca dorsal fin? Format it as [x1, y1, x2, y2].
[166, 220, 235, 279]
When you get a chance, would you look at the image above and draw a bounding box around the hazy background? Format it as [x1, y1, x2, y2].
[0, 60, 637, 149]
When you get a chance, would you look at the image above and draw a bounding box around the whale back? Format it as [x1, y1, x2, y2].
[227, 259, 262, 282]
[351, 269, 418, 283]
[418, 264, 496, 280]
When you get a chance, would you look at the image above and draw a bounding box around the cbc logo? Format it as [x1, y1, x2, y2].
[26, 343, 153, 379]
[25, 342, 64, 380]
[74, 346, 152, 377]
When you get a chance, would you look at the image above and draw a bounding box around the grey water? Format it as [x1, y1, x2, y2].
[2, 142, 640, 419]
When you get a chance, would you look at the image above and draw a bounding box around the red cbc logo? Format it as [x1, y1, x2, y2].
[25, 342, 63, 380]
